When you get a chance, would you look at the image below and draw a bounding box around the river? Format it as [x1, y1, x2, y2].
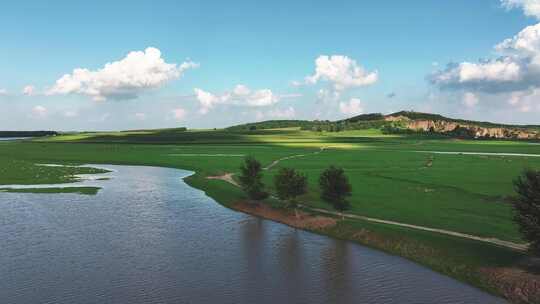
[0, 165, 506, 303]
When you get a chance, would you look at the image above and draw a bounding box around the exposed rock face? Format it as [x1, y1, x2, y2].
[384, 116, 540, 139]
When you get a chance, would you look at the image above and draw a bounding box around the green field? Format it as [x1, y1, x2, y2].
[0, 186, 100, 195]
[0, 159, 109, 185]
[2, 128, 540, 301]
[15, 128, 540, 243]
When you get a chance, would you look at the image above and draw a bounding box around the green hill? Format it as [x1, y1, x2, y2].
[225, 111, 540, 139]
[0, 131, 58, 138]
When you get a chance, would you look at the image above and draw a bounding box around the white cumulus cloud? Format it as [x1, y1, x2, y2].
[430, 23, 540, 93]
[501, 0, 540, 19]
[339, 98, 364, 116]
[428, 1, 540, 115]
[505, 88, 540, 111]
[23, 85, 35, 96]
[194, 84, 280, 114]
[0, 88, 7, 95]
[304, 55, 378, 91]
[316, 88, 341, 104]
[47, 47, 198, 101]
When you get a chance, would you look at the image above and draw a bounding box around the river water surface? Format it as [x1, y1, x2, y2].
[0, 165, 506, 303]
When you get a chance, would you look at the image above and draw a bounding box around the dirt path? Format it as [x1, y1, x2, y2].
[206, 172, 528, 251]
[208, 147, 331, 185]
[263, 146, 329, 170]
[206, 173, 240, 187]
[301, 206, 528, 251]
[204, 147, 529, 252]
[413, 151, 540, 157]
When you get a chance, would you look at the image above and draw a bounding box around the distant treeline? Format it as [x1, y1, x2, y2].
[300, 120, 388, 132]
[227, 118, 389, 133]
[0, 131, 58, 137]
[226, 120, 314, 131]
[119, 127, 187, 133]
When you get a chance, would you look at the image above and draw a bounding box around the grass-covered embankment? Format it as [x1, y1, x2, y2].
[0, 159, 109, 185]
[0, 187, 100, 195]
[186, 171, 538, 303]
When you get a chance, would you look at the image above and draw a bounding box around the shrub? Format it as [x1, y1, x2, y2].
[512, 169, 540, 256]
[273, 167, 307, 209]
[319, 166, 352, 212]
[238, 156, 268, 201]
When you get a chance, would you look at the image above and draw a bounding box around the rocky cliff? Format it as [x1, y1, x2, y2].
[384, 115, 540, 139]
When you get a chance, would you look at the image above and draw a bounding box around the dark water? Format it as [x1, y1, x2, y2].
[0, 165, 506, 304]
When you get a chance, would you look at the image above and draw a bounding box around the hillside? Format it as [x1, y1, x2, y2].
[384, 111, 540, 129]
[225, 120, 315, 131]
[0, 131, 58, 138]
[226, 111, 540, 140]
[383, 111, 540, 139]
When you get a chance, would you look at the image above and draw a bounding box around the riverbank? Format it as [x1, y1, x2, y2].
[0, 186, 100, 195]
[2, 164, 506, 304]
[0, 154, 537, 302]
[184, 173, 540, 304]
[2, 132, 540, 303]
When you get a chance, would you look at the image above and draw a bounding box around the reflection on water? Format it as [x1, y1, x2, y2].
[0, 165, 506, 304]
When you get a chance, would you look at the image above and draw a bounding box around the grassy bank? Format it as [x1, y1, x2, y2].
[12, 130, 540, 242]
[0, 186, 100, 195]
[1, 128, 540, 302]
[186, 172, 538, 303]
[0, 158, 109, 185]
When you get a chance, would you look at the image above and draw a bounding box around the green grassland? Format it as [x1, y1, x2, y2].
[2, 127, 540, 301]
[0, 158, 109, 185]
[20, 128, 540, 243]
[0, 187, 100, 195]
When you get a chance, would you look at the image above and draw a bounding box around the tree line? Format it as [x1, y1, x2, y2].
[238, 156, 352, 216]
[0, 131, 57, 137]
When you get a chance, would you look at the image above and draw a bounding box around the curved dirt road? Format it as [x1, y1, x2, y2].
[205, 147, 529, 252]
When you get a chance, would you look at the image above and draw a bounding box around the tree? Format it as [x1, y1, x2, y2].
[319, 166, 352, 213]
[238, 156, 268, 201]
[512, 169, 540, 256]
[274, 168, 307, 215]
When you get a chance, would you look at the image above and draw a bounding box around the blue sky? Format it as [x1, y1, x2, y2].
[0, 0, 539, 130]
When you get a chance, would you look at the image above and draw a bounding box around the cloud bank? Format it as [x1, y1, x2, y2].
[501, 0, 540, 19]
[339, 98, 364, 115]
[47, 47, 198, 101]
[429, 2, 540, 114]
[304, 55, 378, 91]
[194, 84, 280, 114]
[23, 85, 35, 96]
[430, 22, 540, 104]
